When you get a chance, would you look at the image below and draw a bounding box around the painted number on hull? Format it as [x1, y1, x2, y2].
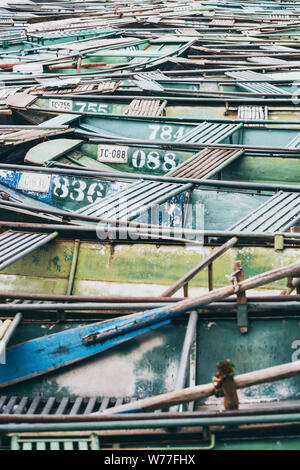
[53, 176, 105, 203]
[291, 340, 300, 361]
[148, 124, 185, 141]
[74, 102, 109, 114]
[131, 150, 177, 172]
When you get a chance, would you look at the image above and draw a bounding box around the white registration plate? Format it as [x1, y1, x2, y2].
[49, 99, 73, 112]
[98, 145, 128, 164]
[18, 173, 51, 193]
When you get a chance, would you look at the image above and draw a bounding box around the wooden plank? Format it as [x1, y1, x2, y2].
[100, 359, 300, 414]
[6, 92, 37, 109]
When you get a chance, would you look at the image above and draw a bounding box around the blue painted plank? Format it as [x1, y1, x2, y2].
[0, 318, 170, 388]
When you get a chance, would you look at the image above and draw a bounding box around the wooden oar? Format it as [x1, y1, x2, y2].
[98, 360, 300, 414]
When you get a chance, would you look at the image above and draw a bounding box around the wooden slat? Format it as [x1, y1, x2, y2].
[169, 148, 244, 180]
[124, 99, 165, 117]
[229, 192, 300, 233]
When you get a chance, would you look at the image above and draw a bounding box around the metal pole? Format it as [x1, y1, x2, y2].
[0, 312, 22, 362]
[1, 413, 300, 433]
[170, 310, 198, 413]
[162, 237, 238, 297]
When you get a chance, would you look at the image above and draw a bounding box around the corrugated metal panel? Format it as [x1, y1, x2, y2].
[124, 99, 167, 117]
[169, 148, 244, 179]
[176, 122, 242, 145]
[229, 192, 300, 233]
[76, 180, 192, 221]
[0, 231, 58, 271]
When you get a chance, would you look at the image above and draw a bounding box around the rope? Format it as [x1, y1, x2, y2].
[212, 362, 235, 397]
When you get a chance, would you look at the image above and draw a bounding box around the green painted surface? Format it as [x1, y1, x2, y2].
[214, 438, 300, 450]
[196, 318, 300, 404]
[0, 239, 298, 295]
[223, 156, 300, 184]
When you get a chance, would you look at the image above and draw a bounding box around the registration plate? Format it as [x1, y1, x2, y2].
[49, 99, 73, 112]
[18, 173, 51, 193]
[98, 145, 128, 164]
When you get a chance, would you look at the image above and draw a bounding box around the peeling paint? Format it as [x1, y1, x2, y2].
[54, 335, 165, 397]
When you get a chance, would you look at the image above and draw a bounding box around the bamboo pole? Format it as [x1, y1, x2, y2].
[98, 360, 300, 415]
[162, 237, 238, 298]
[83, 259, 300, 345]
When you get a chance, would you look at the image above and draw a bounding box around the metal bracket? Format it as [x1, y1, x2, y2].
[232, 261, 248, 333]
[274, 234, 284, 251]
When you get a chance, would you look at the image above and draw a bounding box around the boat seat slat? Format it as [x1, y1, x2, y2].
[41, 397, 56, 415]
[236, 81, 287, 95]
[99, 396, 110, 411]
[78, 441, 89, 450]
[26, 396, 42, 415]
[69, 397, 83, 415]
[169, 147, 244, 179]
[238, 106, 268, 122]
[124, 99, 165, 117]
[0, 396, 7, 413]
[0, 230, 58, 271]
[225, 71, 273, 81]
[84, 397, 97, 415]
[286, 132, 300, 148]
[229, 192, 292, 232]
[50, 442, 60, 450]
[77, 180, 191, 221]
[3, 396, 17, 414]
[13, 396, 29, 415]
[176, 122, 242, 145]
[230, 193, 298, 232]
[55, 397, 69, 415]
[23, 442, 33, 451]
[229, 192, 300, 233]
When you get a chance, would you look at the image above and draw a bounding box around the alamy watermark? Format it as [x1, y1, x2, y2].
[95, 200, 205, 244]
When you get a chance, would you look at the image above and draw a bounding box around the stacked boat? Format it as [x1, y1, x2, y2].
[2, 0, 300, 451]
